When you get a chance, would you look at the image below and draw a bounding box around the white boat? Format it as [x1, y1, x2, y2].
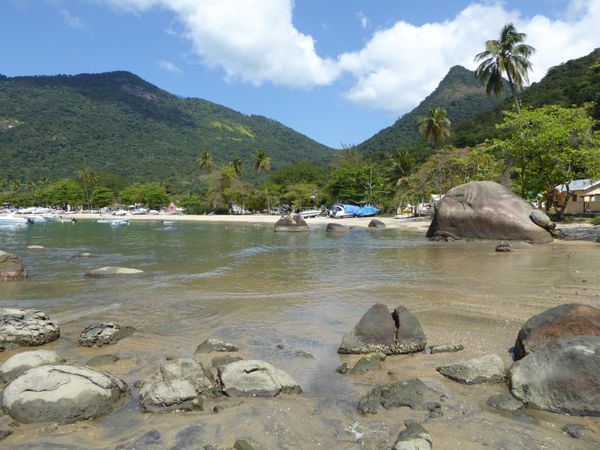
[110, 220, 129, 226]
[27, 216, 48, 224]
[0, 214, 28, 224]
[161, 220, 177, 225]
[299, 209, 323, 219]
[96, 219, 113, 224]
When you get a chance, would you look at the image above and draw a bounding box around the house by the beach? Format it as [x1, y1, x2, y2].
[556, 179, 600, 214]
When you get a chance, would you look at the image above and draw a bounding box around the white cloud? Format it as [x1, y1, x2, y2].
[61, 9, 84, 29]
[357, 11, 370, 29]
[99, 0, 600, 113]
[158, 60, 183, 75]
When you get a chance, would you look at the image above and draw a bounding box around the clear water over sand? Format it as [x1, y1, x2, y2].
[1, 221, 599, 449]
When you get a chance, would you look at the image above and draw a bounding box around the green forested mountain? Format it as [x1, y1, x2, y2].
[453, 48, 600, 146]
[0, 71, 334, 186]
[357, 65, 507, 156]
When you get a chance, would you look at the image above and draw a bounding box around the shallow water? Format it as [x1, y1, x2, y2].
[1, 221, 599, 449]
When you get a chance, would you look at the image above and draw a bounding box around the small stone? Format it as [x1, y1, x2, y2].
[393, 421, 432, 450]
[78, 323, 135, 347]
[486, 394, 524, 411]
[426, 343, 464, 354]
[115, 430, 162, 450]
[275, 344, 285, 349]
[86, 354, 120, 366]
[219, 360, 302, 398]
[436, 354, 505, 384]
[495, 241, 512, 252]
[233, 439, 256, 450]
[294, 350, 314, 359]
[335, 363, 348, 374]
[194, 338, 239, 354]
[0, 429, 13, 441]
[0, 308, 60, 351]
[71, 252, 97, 259]
[350, 352, 386, 375]
[562, 424, 590, 439]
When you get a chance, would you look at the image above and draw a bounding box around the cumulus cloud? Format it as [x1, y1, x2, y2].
[61, 9, 84, 28]
[100, 0, 600, 113]
[158, 60, 183, 75]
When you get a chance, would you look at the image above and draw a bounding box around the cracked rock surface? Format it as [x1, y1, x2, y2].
[0, 308, 60, 351]
[78, 322, 135, 347]
[0, 349, 65, 382]
[2, 364, 128, 423]
[218, 360, 302, 398]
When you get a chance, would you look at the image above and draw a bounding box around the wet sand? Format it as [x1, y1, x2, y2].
[1, 222, 600, 449]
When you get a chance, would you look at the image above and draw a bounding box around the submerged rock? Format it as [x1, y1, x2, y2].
[495, 241, 512, 252]
[115, 430, 162, 450]
[85, 266, 144, 278]
[219, 359, 302, 398]
[0, 250, 27, 281]
[26, 245, 45, 251]
[78, 322, 135, 347]
[325, 223, 349, 233]
[2, 364, 128, 423]
[338, 304, 426, 355]
[194, 338, 239, 354]
[514, 303, 600, 360]
[0, 308, 60, 351]
[211, 355, 243, 368]
[562, 424, 591, 439]
[486, 393, 524, 411]
[368, 219, 386, 229]
[426, 343, 464, 354]
[350, 352, 386, 375]
[393, 421, 432, 450]
[71, 252, 97, 259]
[426, 181, 553, 243]
[139, 358, 217, 412]
[357, 379, 445, 415]
[0, 349, 65, 382]
[86, 354, 120, 366]
[509, 335, 600, 416]
[437, 354, 505, 384]
[274, 214, 309, 232]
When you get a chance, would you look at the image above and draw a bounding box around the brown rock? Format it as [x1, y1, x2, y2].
[274, 214, 309, 232]
[0, 250, 27, 281]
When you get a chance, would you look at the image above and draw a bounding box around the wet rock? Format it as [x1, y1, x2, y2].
[530, 210, 555, 231]
[234, 439, 256, 450]
[514, 303, 600, 360]
[78, 323, 135, 347]
[0, 350, 65, 382]
[0, 429, 13, 441]
[115, 430, 162, 450]
[2, 364, 128, 423]
[26, 245, 45, 251]
[274, 214, 309, 232]
[338, 304, 426, 355]
[495, 241, 512, 252]
[486, 394, 524, 411]
[393, 421, 432, 450]
[325, 223, 349, 233]
[437, 354, 505, 384]
[85, 266, 144, 278]
[426, 181, 553, 243]
[350, 352, 385, 375]
[169, 424, 208, 449]
[194, 338, 238, 354]
[429, 230, 461, 241]
[0, 251, 27, 281]
[509, 335, 600, 415]
[335, 363, 348, 374]
[562, 424, 591, 439]
[219, 359, 302, 398]
[357, 379, 446, 415]
[426, 343, 464, 354]
[139, 358, 217, 412]
[0, 308, 60, 351]
[71, 252, 97, 259]
[275, 344, 285, 349]
[368, 219, 386, 229]
[86, 354, 120, 367]
[294, 350, 314, 359]
[211, 355, 242, 368]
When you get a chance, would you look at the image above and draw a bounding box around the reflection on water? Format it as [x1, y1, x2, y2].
[1, 221, 599, 449]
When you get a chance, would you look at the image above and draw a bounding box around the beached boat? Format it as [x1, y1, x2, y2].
[299, 209, 323, 219]
[0, 214, 28, 225]
[329, 204, 381, 218]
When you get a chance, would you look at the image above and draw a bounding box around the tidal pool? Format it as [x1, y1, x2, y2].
[1, 221, 599, 449]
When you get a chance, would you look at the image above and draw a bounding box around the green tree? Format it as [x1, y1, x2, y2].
[47, 179, 84, 208]
[492, 104, 600, 219]
[119, 183, 144, 206]
[91, 187, 114, 208]
[418, 107, 451, 147]
[198, 151, 214, 170]
[252, 149, 271, 173]
[77, 168, 98, 211]
[143, 183, 171, 210]
[230, 157, 243, 177]
[475, 23, 535, 114]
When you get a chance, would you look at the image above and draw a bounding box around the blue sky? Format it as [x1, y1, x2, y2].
[2, 0, 599, 148]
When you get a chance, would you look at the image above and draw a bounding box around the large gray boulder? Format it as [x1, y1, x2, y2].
[218, 360, 302, 397]
[510, 336, 600, 415]
[436, 354, 505, 384]
[2, 364, 128, 423]
[426, 181, 553, 243]
[274, 214, 309, 232]
[0, 350, 65, 382]
[0, 308, 60, 351]
[0, 250, 27, 281]
[530, 210, 555, 231]
[514, 303, 600, 360]
[85, 266, 144, 278]
[139, 358, 217, 412]
[368, 219, 386, 229]
[78, 322, 135, 347]
[338, 304, 426, 355]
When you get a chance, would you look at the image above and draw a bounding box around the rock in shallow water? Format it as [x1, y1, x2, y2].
[0, 250, 27, 281]
[325, 223, 349, 233]
[0, 349, 65, 382]
[486, 393, 523, 411]
[437, 354, 505, 384]
[2, 364, 128, 423]
[274, 214, 309, 232]
[78, 322, 135, 347]
[194, 338, 238, 354]
[426, 343, 464, 354]
[495, 241, 512, 252]
[219, 360, 302, 398]
[368, 219, 386, 229]
[393, 421, 432, 450]
[514, 303, 600, 360]
[0, 308, 60, 351]
[357, 379, 445, 415]
[509, 335, 600, 416]
[350, 352, 386, 375]
[85, 266, 144, 278]
[338, 304, 426, 355]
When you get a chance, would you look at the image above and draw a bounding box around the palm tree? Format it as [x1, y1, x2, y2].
[418, 107, 451, 147]
[198, 151, 214, 170]
[474, 23, 535, 114]
[252, 149, 271, 173]
[231, 157, 243, 177]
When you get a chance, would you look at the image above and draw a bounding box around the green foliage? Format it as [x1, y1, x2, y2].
[178, 194, 206, 214]
[592, 215, 600, 226]
[46, 179, 84, 207]
[418, 107, 451, 147]
[268, 160, 326, 188]
[91, 186, 114, 208]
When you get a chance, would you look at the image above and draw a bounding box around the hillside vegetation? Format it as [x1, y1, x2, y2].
[0, 71, 335, 186]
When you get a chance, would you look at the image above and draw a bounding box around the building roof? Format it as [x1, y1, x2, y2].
[556, 179, 600, 192]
